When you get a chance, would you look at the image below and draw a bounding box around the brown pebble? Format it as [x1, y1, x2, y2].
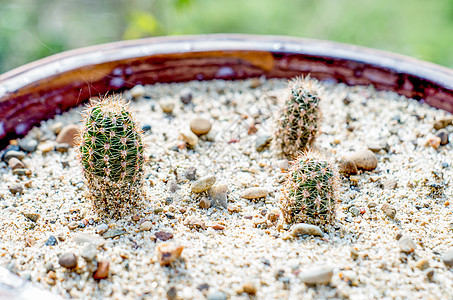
[267, 209, 280, 223]
[198, 196, 211, 209]
[211, 224, 225, 230]
[348, 150, 377, 171]
[93, 260, 109, 280]
[399, 235, 416, 253]
[415, 258, 429, 270]
[249, 77, 262, 89]
[160, 101, 175, 114]
[59, 252, 78, 269]
[184, 217, 206, 230]
[381, 203, 396, 219]
[56, 125, 79, 147]
[241, 187, 268, 200]
[155, 231, 173, 241]
[190, 118, 212, 136]
[55, 143, 70, 153]
[8, 157, 25, 170]
[9, 184, 23, 195]
[433, 116, 453, 130]
[338, 158, 358, 175]
[156, 242, 184, 266]
[436, 129, 449, 145]
[242, 282, 257, 295]
[131, 214, 141, 222]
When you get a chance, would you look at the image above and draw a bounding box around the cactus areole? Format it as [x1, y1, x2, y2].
[78, 95, 145, 218]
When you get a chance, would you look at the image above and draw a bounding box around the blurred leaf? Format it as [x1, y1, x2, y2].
[123, 11, 162, 39]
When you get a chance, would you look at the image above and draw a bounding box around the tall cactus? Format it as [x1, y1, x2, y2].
[281, 151, 338, 227]
[274, 76, 322, 158]
[77, 95, 145, 218]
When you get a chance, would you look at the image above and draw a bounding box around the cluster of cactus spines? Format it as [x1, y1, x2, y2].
[281, 150, 338, 227]
[77, 95, 145, 218]
[274, 76, 322, 158]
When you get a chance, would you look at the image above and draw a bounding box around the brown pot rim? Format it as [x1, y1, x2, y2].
[1, 34, 453, 149]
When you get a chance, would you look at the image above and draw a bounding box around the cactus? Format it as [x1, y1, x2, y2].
[274, 76, 322, 158]
[77, 95, 145, 218]
[281, 151, 338, 226]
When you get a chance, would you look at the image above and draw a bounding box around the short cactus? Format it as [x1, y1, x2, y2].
[281, 151, 338, 226]
[274, 76, 322, 158]
[77, 95, 145, 218]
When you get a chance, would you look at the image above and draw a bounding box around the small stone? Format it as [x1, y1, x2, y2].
[102, 228, 126, 239]
[37, 141, 55, 153]
[156, 242, 184, 266]
[207, 291, 227, 300]
[93, 260, 109, 280]
[180, 88, 193, 104]
[199, 196, 211, 209]
[381, 203, 396, 219]
[425, 268, 435, 280]
[191, 175, 216, 193]
[211, 224, 225, 230]
[58, 253, 77, 269]
[3, 150, 26, 162]
[208, 184, 228, 208]
[23, 213, 40, 222]
[338, 158, 358, 175]
[267, 209, 280, 223]
[436, 129, 449, 145]
[54, 143, 70, 153]
[24, 181, 33, 189]
[50, 122, 63, 134]
[142, 124, 152, 132]
[45, 262, 54, 273]
[197, 283, 210, 291]
[290, 223, 323, 237]
[348, 150, 377, 171]
[130, 85, 146, 99]
[415, 258, 430, 270]
[18, 139, 38, 152]
[426, 135, 441, 149]
[180, 130, 198, 147]
[73, 233, 105, 246]
[190, 118, 212, 136]
[442, 248, 453, 266]
[131, 214, 141, 221]
[167, 286, 177, 300]
[140, 221, 153, 231]
[9, 184, 23, 195]
[383, 177, 397, 190]
[96, 224, 109, 235]
[367, 140, 389, 153]
[247, 123, 258, 135]
[184, 167, 197, 181]
[275, 159, 289, 171]
[12, 168, 31, 176]
[8, 157, 25, 170]
[349, 175, 360, 184]
[242, 282, 257, 295]
[349, 206, 360, 217]
[56, 124, 79, 147]
[155, 231, 173, 241]
[81, 244, 97, 262]
[184, 217, 206, 230]
[160, 101, 175, 114]
[154, 207, 164, 214]
[241, 187, 268, 199]
[167, 180, 178, 193]
[300, 266, 334, 284]
[399, 235, 416, 253]
[433, 116, 453, 130]
[255, 135, 272, 152]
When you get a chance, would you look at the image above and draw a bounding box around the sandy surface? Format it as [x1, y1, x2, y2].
[0, 78, 452, 299]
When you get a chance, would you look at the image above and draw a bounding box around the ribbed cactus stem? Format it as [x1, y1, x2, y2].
[275, 76, 322, 158]
[77, 95, 145, 218]
[281, 151, 338, 226]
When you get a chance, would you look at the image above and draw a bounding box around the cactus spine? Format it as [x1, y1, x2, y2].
[281, 151, 337, 226]
[77, 95, 145, 218]
[275, 76, 322, 158]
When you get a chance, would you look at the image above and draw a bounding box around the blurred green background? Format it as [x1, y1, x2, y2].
[1, 0, 453, 74]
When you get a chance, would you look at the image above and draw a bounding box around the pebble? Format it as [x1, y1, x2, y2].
[156, 242, 184, 266]
[381, 203, 396, 219]
[367, 140, 389, 153]
[211, 224, 225, 230]
[8, 157, 24, 170]
[12, 168, 31, 176]
[208, 184, 228, 208]
[160, 101, 175, 114]
[3, 150, 26, 163]
[102, 228, 126, 239]
[383, 177, 397, 190]
[18, 139, 38, 152]
[180, 88, 193, 104]
[93, 261, 109, 280]
[241, 187, 268, 199]
[37, 141, 54, 153]
[415, 258, 429, 270]
[180, 130, 198, 147]
[58, 253, 78, 269]
[9, 184, 23, 195]
[96, 224, 109, 235]
[198, 196, 211, 209]
[155, 231, 173, 241]
[207, 291, 227, 300]
[55, 143, 70, 153]
[242, 282, 257, 295]
[338, 158, 358, 175]
[167, 180, 178, 193]
[433, 116, 453, 130]
[275, 159, 289, 171]
[436, 129, 449, 145]
[81, 244, 97, 262]
[184, 167, 197, 181]
[50, 122, 63, 134]
[191, 175, 216, 193]
[73, 233, 105, 246]
[45, 235, 58, 246]
[290, 223, 323, 237]
[299, 266, 334, 284]
[442, 248, 453, 266]
[255, 135, 272, 152]
[184, 217, 207, 230]
[426, 135, 441, 149]
[140, 221, 153, 231]
[190, 118, 212, 136]
[130, 85, 146, 98]
[23, 213, 40, 222]
[56, 124, 79, 147]
[399, 235, 416, 253]
[348, 150, 377, 171]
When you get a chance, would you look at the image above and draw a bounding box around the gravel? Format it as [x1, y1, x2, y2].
[0, 78, 452, 299]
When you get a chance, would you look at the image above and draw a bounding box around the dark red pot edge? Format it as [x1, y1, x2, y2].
[1, 34, 453, 150]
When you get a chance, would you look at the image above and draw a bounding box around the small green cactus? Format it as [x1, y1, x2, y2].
[275, 76, 322, 158]
[77, 95, 145, 218]
[281, 151, 338, 226]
